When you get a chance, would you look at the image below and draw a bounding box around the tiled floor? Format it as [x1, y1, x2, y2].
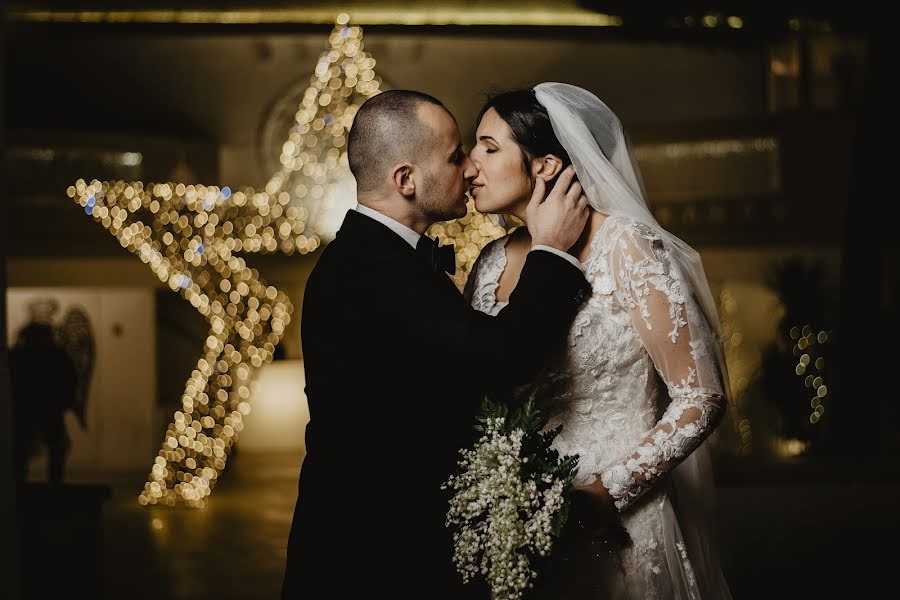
[101, 450, 305, 600]
[18, 451, 895, 599]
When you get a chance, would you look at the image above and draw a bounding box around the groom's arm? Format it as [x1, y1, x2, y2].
[377, 249, 590, 389]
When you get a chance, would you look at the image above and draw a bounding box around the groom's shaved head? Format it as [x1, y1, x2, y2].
[348, 90, 446, 193]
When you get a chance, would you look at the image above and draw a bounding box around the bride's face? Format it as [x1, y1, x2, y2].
[469, 108, 533, 216]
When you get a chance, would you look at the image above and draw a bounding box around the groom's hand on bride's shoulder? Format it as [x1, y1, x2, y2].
[526, 165, 590, 253]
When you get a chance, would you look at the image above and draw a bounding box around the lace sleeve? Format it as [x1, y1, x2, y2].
[598, 220, 727, 511]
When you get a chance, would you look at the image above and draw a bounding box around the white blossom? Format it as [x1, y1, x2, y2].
[444, 414, 574, 599]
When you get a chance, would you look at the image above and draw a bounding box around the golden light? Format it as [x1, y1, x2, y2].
[773, 437, 807, 458]
[702, 14, 719, 28]
[790, 325, 832, 425]
[9, 7, 625, 28]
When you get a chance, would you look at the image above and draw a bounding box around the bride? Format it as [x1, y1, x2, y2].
[464, 83, 733, 599]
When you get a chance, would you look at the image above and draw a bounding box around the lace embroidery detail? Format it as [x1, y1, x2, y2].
[601, 385, 724, 510]
[611, 224, 687, 343]
[467, 215, 727, 597]
[464, 236, 510, 313]
[676, 541, 701, 598]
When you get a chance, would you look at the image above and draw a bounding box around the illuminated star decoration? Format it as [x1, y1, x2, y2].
[70, 179, 294, 508]
[69, 14, 382, 508]
[265, 12, 383, 244]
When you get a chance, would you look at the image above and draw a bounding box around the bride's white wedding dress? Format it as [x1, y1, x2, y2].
[465, 214, 733, 599]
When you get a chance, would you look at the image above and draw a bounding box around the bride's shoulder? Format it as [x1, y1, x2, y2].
[465, 233, 512, 300]
[479, 232, 512, 257]
[598, 214, 663, 249]
[469, 234, 510, 274]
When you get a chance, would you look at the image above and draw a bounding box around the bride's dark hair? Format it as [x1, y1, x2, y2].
[476, 89, 572, 181]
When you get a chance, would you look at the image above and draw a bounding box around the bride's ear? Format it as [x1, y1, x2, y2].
[532, 155, 564, 182]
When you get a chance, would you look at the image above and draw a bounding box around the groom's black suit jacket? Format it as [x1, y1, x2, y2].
[282, 209, 590, 598]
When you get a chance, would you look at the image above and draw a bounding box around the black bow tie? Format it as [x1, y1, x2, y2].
[416, 235, 456, 275]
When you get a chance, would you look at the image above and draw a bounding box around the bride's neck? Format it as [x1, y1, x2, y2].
[570, 209, 607, 259]
[509, 202, 609, 262]
[518, 208, 606, 261]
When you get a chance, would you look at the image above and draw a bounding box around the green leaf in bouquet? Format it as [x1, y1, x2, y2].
[477, 395, 511, 428]
[551, 500, 570, 537]
[512, 394, 548, 436]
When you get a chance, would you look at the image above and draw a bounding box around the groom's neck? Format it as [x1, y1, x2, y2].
[357, 196, 431, 235]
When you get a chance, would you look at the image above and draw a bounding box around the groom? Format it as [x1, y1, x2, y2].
[282, 90, 590, 598]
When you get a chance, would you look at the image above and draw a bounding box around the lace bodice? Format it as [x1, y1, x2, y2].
[464, 215, 726, 512]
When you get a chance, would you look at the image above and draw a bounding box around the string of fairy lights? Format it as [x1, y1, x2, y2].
[265, 12, 382, 242]
[790, 325, 831, 424]
[70, 14, 511, 507]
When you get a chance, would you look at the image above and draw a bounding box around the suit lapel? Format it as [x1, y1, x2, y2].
[336, 209, 465, 302]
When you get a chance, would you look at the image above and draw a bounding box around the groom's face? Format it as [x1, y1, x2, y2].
[415, 103, 477, 222]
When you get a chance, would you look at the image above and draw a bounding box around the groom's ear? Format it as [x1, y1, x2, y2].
[391, 163, 416, 197]
[532, 155, 564, 182]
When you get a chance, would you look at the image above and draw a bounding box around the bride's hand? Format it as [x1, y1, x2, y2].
[575, 476, 616, 511]
[569, 479, 632, 549]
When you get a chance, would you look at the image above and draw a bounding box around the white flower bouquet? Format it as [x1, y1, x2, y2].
[442, 395, 579, 599]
